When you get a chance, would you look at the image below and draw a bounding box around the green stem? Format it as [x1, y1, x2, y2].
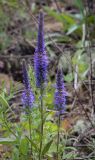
[57, 114, 60, 160]
[29, 114, 33, 158]
[39, 85, 44, 160]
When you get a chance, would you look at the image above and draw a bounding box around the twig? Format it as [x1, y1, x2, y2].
[53, 0, 62, 13]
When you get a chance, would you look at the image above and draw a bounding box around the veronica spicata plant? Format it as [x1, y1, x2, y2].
[54, 69, 66, 159]
[34, 12, 48, 160]
[21, 60, 34, 157]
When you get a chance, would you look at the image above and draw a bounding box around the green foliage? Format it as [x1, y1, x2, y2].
[45, 7, 77, 33]
[0, 138, 16, 144]
[19, 138, 29, 157]
[42, 140, 53, 156]
[0, 76, 78, 159]
[45, 3, 95, 83]
[0, 94, 9, 109]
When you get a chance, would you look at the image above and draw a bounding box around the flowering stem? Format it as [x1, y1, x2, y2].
[28, 113, 33, 158]
[57, 114, 61, 160]
[39, 85, 44, 160]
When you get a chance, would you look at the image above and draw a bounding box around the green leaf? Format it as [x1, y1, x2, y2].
[42, 140, 53, 156]
[19, 138, 29, 155]
[64, 73, 73, 82]
[72, 48, 84, 65]
[74, 0, 84, 15]
[26, 136, 39, 152]
[1, 0, 19, 8]
[67, 24, 80, 35]
[45, 7, 76, 31]
[0, 94, 9, 108]
[61, 13, 76, 25]
[79, 61, 88, 73]
[31, 140, 39, 152]
[0, 138, 16, 144]
[12, 147, 19, 160]
[45, 7, 64, 22]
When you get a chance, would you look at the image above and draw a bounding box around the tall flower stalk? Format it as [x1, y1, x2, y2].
[34, 12, 48, 88]
[39, 84, 44, 160]
[22, 60, 34, 158]
[54, 69, 66, 159]
[34, 12, 48, 160]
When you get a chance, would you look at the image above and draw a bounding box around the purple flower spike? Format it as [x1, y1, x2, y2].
[36, 12, 45, 53]
[34, 12, 48, 88]
[54, 69, 66, 115]
[22, 61, 34, 108]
